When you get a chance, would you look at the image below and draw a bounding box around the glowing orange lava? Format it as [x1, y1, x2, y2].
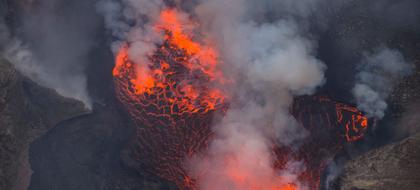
[335, 101, 368, 142]
[113, 9, 227, 122]
[286, 96, 369, 190]
[112, 8, 369, 190]
[113, 8, 228, 189]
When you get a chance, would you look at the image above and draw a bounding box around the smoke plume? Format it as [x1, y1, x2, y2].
[1, 0, 100, 108]
[96, 0, 339, 189]
[352, 47, 413, 119]
[186, 1, 329, 189]
[96, 0, 163, 66]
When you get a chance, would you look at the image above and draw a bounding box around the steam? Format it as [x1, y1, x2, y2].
[188, 0, 327, 189]
[352, 47, 413, 118]
[323, 159, 344, 190]
[1, 1, 98, 108]
[97, 0, 330, 189]
[96, 0, 163, 65]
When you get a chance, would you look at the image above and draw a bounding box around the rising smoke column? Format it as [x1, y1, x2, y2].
[97, 0, 343, 189]
[187, 0, 327, 189]
[96, 0, 163, 68]
[352, 47, 413, 119]
[98, 1, 229, 189]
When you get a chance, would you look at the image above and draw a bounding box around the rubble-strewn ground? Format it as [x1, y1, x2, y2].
[340, 133, 420, 190]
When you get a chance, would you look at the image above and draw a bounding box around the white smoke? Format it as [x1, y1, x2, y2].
[352, 47, 413, 118]
[96, 0, 163, 64]
[1, 1, 100, 108]
[3, 39, 92, 108]
[97, 0, 333, 189]
[188, 0, 328, 189]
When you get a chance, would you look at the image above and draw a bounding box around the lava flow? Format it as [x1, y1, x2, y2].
[113, 9, 227, 127]
[113, 9, 227, 189]
[280, 96, 369, 190]
[112, 8, 369, 190]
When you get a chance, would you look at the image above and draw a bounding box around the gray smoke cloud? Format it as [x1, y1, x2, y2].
[96, 0, 341, 189]
[323, 159, 345, 190]
[96, 0, 163, 65]
[1, 0, 99, 108]
[188, 0, 331, 189]
[352, 47, 413, 118]
[96, 0, 419, 189]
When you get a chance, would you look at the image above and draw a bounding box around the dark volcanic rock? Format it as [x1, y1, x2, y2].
[28, 105, 178, 190]
[0, 57, 177, 190]
[0, 58, 88, 190]
[340, 133, 420, 190]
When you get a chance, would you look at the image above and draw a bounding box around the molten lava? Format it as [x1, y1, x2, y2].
[284, 96, 369, 190]
[113, 8, 227, 189]
[112, 8, 369, 190]
[113, 9, 227, 128]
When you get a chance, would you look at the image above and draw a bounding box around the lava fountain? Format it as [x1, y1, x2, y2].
[112, 8, 368, 190]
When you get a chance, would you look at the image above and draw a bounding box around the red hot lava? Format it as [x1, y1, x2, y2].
[113, 9, 227, 123]
[113, 9, 227, 189]
[283, 96, 369, 190]
[112, 8, 368, 190]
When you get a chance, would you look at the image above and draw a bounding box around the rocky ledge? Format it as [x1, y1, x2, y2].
[0, 58, 88, 190]
[340, 133, 420, 190]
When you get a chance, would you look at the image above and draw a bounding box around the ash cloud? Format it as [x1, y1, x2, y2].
[352, 47, 413, 119]
[1, 0, 100, 108]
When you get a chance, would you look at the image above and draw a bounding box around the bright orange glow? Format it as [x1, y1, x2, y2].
[112, 8, 229, 189]
[189, 150, 301, 190]
[112, 8, 369, 190]
[225, 168, 299, 190]
[159, 9, 201, 55]
[157, 9, 221, 82]
[113, 8, 227, 120]
[223, 168, 299, 190]
[113, 45, 128, 76]
[335, 102, 369, 142]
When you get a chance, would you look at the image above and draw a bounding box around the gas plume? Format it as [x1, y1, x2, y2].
[352, 47, 413, 118]
[1, 0, 99, 108]
[98, 0, 332, 189]
[96, 0, 163, 65]
[188, 1, 327, 189]
[0, 0, 418, 189]
[97, 0, 390, 189]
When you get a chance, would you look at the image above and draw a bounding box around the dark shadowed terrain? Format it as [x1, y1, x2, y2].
[0, 58, 88, 190]
[28, 104, 177, 190]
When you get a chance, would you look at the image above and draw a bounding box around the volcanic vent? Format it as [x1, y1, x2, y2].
[112, 8, 369, 190]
